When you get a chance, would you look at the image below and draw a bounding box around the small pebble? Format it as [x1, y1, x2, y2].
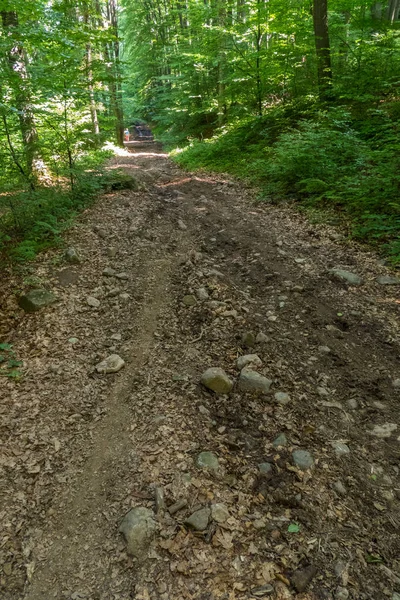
[273, 433, 288, 447]
[332, 479, 347, 496]
[274, 392, 290, 405]
[331, 441, 351, 457]
[292, 449, 314, 470]
[258, 462, 273, 475]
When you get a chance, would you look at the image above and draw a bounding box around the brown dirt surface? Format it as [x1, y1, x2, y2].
[0, 141, 399, 600]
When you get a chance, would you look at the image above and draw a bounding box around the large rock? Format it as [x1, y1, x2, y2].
[368, 423, 397, 438]
[201, 367, 233, 395]
[238, 369, 272, 394]
[237, 354, 262, 370]
[95, 354, 125, 374]
[376, 275, 400, 285]
[119, 507, 156, 557]
[329, 269, 363, 286]
[211, 503, 229, 523]
[292, 449, 314, 470]
[19, 289, 57, 313]
[185, 507, 210, 531]
[197, 451, 219, 471]
[64, 247, 81, 264]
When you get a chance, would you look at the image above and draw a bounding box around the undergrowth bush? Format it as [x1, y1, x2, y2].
[173, 101, 400, 263]
[0, 149, 113, 263]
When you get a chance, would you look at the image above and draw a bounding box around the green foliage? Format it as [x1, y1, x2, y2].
[0, 343, 23, 380]
[174, 101, 400, 262]
[0, 149, 113, 262]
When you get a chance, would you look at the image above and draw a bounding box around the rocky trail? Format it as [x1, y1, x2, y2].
[1, 142, 400, 600]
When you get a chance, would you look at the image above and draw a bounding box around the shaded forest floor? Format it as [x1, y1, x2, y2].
[1, 142, 400, 600]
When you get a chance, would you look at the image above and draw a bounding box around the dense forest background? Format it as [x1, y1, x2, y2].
[1, 0, 399, 262]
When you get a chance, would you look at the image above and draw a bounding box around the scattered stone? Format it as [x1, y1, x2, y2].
[68, 337, 78, 344]
[291, 565, 318, 593]
[107, 288, 121, 297]
[319, 345, 331, 353]
[332, 480, 347, 496]
[258, 462, 273, 475]
[197, 451, 219, 471]
[331, 441, 351, 457]
[3, 563, 12, 576]
[376, 275, 400, 285]
[242, 331, 256, 348]
[95, 354, 125, 374]
[177, 219, 187, 231]
[185, 507, 210, 531]
[392, 593, 400, 600]
[110, 333, 122, 341]
[196, 287, 209, 301]
[103, 267, 116, 277]
[115, 272, 129, 280]
[201, 367, 233, 395]
[94, 227, 107, 239]
[295, 258, 306, 264]
[273, 433, 288, 447]
[347, 398, 358, 410]
[238, 369, 272, 394]
[237, 354, 262, 370]
[274, 392, 291, 405]
[221, 309, 238, 318]
[19, 289, 57, 313]
[87, 296, 100, 308]
[329, 268, 363, 286]
[317, 386, 329, 396]
[256, 332, 269, 344]
[168, 498, 188, 515]
[335, 587, 349, 600]
[393, 379, 400, 389]
[119, 507, 156, 558]
[369, 423, 397, 438]
[120, 292, 130, 301]
[211, 503, 229, 523]
[292, 450, 314, 470]
[64, 247, 81, 264]
[183, 294, 197, 307]
[107, 246, 117, 258]
[250, 585, 274, 597]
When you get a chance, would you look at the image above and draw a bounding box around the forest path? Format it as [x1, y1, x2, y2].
[1, 143, 400, 600]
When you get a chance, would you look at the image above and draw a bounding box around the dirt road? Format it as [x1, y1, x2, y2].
[1, 142, 399, 600]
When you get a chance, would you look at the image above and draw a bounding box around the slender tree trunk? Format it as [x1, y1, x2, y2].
[1, 10, 39, 184]
[108, 0, 124, 145]
[86, 43, 100, 139]
[312, 0, 333, 100]
[83, 7, 100, 140]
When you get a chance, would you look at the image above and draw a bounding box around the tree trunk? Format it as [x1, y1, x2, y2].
[83, 6, 100, 141]
[1, 10, 39, 185]
[386, 0, 400, 22]
[108, 0, 124, 146]
[312, 0, 333, 100]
